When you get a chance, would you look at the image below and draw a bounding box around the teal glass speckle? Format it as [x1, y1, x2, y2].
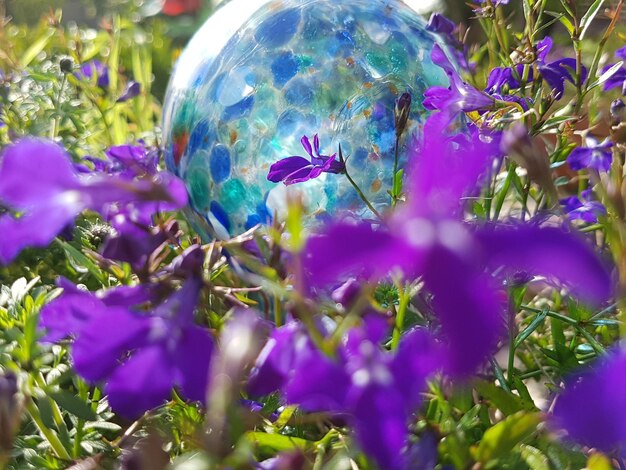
[163, 0, 450, 239]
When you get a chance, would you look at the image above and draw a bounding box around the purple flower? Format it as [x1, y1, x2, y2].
[553, 349, 626, 454]
[249, 318, 440, 470]
[560, 189, 606, 223]
[536, 37, 585, 99]
[79, 143, 159, 178]
[602, 46, 626, 94]
[0, 138, 187, 264]
[567, 137, 613, 172]
[117, 81, 141, 103]
[426, 13, 456, 36]
[267, 135, 344, 185]
[40, 272, 213, 418]
[487, 37, 583, 100]
[300, 115, 612, 377]
[486, 65, 530, 93]
[423, 45, 494, 116]
[76, 60, 109, 89]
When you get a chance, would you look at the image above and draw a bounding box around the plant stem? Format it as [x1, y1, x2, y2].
[25, 400, 71, 461]
[391, 283, 411, 350]
[344, 166, 382, 220]
[50, 73, 67, 140]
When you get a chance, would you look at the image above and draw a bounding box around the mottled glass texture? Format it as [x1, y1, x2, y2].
[163, 0, 448, 238]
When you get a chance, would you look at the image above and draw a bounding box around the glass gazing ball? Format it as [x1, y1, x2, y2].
[162, 0, 449, 239]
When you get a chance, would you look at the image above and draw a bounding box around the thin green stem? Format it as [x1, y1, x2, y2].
[344, 168, 381, 219]
[391, 283, 411, 350]
[391, 136, 401, 207]
[25, 400, 71, 461]
[50, 73, 67, 140]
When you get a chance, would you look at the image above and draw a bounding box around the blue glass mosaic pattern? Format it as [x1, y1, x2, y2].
[162, 0, 449, 239]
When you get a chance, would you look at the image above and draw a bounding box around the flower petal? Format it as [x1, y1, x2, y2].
[0, 138, 79, 208]
[552, 349, 626, 453]
[106, 345, 175, 418]
[302, 223, 423, 288]
[172, 325, 214, 403]
[475, 224, 612, 305]
[422, 246, 505, 377]
[72, 307, 151, 382]
[267, 156, 313, 184]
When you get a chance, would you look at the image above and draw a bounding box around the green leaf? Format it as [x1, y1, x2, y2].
[474, 380, 533, 416]
[19, 27, 56, 68]
[557, 14, 575, 35]
[49, 390, 97, 421]
[36, 397, 56, 429]
[392, 169, 404, 198]
[520, 444, 550, 470]
[586, 61, 624, 91]
[515, 309, 548, 348]
[56, 239, 108, 285]
[475, 411, 542, 463]
[273, 405, 297, 430]
[83, 421, 123, 432]
[587, 453, 613, 470]
[246, 431, 313, 458]
[580, 0, 606, 39]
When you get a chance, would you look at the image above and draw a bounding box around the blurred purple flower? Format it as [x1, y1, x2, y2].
[79, 143, 159, 178]
[301, 115, 612, 377]
[561, 189, 606, 224]
[76, 60, 109, 89]
[426, 13, 473, 73]
[267, 135, 344, 185]
[100, 218, 180, 272]
[423, 45, 494, 116]
[117, 81, 141, 103]
[249, 318, 440, 470]
[40, 269, 213, 418]
[553, 349, 626, 454]
[0, 139, 186, 264]
[567, 137, 613, 172]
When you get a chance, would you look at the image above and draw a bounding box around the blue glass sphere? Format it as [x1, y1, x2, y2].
[162, 0, 448, 239]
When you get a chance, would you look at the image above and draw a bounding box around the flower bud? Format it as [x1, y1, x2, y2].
[59, 58, 74, 74]
[611, 99, 626, 127]
[394, 92, 412, 138]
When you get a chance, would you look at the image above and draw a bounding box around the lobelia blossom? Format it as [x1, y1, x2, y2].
[0, 139, 187, 264]
[423, 45, 494, 117]
[486, 65, 531, 94]
[76, 60, 110, 89]
[535, 37, 584, 99]
[426, 13, 472, 73]
[552, 348, 626, 454]
[487, 37, 584, 100]
[248, 317, 440, 470]
[602, 46, 626, 95]
[117, 81, 141, 103]
[79, 143, 159, 178]
[267, 134, 344, 185]
[39, 246, 213, 418]
[566, 137, 613, 172]
[300, 114, 612, 378]
[560, 189, 606, 224]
